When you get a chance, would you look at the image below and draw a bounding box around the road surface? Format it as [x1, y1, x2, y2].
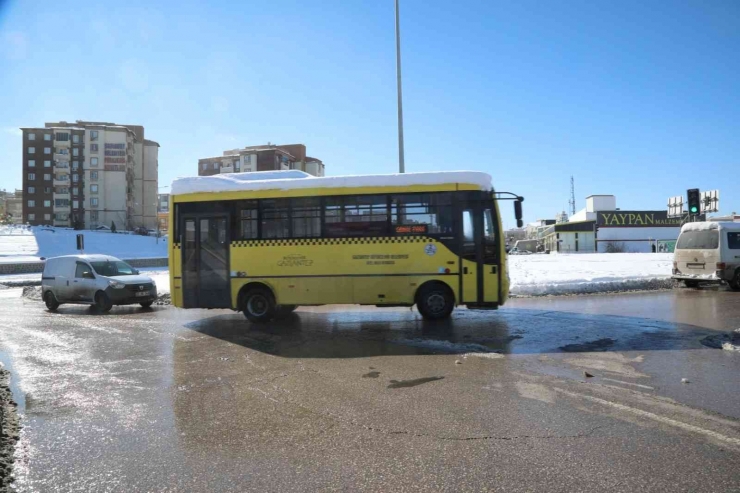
[0, 287, 738, 491]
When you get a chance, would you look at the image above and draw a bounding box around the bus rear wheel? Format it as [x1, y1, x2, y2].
[242, 288, 276, 323]
[729, 270, 740, 292]
[416, 283, 454, 320]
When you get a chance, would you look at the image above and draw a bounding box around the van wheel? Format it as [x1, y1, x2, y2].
[242, 288, 276, 323]
[684, 280, 699, 288]
[729, 271, 740, 292]
[95, 292, 113, 312]
[416, 283, 455, 320]
[44, 291, 60, 311]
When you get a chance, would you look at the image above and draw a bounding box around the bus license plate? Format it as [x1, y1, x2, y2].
[135, 291, 150, 297]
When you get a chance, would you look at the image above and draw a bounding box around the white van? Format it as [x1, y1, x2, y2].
[42, 255, 158, 311]
[672, 222, 740, 290]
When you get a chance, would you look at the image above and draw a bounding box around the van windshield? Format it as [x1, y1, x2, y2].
[90, 261, 136, 277]
[676, 230, 719, 250]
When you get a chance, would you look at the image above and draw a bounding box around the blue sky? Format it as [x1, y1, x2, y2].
[0, 0, 738, 227]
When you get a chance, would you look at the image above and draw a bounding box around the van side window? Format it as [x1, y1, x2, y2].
[75, 262, 91, 278]
[728, 232, 740, 250]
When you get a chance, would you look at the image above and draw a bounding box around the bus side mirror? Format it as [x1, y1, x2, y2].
[514, 199, 523, 228]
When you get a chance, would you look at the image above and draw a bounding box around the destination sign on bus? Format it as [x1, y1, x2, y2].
[395, 224, 428, 235]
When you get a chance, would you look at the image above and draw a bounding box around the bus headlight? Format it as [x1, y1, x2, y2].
[109, 280, 126, 289]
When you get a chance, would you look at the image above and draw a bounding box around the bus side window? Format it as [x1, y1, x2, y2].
[291, 197, 321, 238]
[392, 193, 453, 234]
[324, 195, 389, 237]
[261, 199, 290, 239]
[239, 201, 259, 239]
[483, 208, 497, 261]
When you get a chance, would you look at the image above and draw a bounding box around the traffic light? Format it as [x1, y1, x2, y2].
[687, 188, 700, 215]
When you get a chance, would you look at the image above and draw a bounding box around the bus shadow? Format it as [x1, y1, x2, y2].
[181, 307, 722, 359]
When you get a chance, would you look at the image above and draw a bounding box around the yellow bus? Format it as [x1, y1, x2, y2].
[168, 171, 523, 322]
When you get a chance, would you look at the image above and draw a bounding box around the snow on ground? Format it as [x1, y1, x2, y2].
[0, 225, 167, 263]
[509, 252, 674, 296]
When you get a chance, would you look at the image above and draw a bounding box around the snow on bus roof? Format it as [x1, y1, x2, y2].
[171, 170, 493, 196]
[681, 221, 740, 232]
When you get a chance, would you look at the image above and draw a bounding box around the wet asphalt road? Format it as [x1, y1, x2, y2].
[0, 288, 739, 492]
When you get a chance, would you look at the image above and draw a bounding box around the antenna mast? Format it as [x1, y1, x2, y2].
[569, 176, 576, 216]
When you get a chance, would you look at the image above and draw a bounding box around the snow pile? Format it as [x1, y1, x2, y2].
[171, 170, 493, 196]
[509, 253, 674, 296]
[0, 226, 167, 263]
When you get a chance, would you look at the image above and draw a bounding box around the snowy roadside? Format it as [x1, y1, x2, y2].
[509, 253, 674, 297]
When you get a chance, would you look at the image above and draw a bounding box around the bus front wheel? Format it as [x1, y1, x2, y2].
[416, 283, 455, 320]
[242, 288, 276, 323]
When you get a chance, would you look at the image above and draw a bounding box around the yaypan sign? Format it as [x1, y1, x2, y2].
[597, 211, 682, 227]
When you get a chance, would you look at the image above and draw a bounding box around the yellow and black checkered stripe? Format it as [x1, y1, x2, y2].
[173, 243, 181, 250]
[231, 237, 438, 248]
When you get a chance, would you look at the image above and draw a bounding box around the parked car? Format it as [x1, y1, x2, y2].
[672, 221, 740, 290]
[42, 255, 158, 312]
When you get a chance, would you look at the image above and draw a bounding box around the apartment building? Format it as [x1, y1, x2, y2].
[0, 189, 23, 224]
[198, 143, 325, 177]
[20, 121, 159, 230]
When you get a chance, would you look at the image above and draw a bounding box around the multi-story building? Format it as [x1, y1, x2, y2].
[198, 143, 325, 177]
[20, 121, 159, 230]
[0, 189, 23, 224]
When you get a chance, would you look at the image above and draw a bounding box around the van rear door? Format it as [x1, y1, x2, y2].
[674, 230, 720, 277]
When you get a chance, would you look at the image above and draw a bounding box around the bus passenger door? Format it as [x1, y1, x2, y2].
[181, 215, 231, 309]
[460, 199, 499, 305]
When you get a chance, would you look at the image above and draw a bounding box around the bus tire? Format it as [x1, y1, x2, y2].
[416, 282, 455, 320]
[729, 270, 740, 292]
[242, 288, 276, 323]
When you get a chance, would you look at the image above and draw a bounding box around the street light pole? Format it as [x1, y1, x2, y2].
[395, 0, 405, 174]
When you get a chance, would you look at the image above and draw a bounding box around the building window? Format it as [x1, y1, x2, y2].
[28, 147, 35, 153]
[90, 144, 98, 153]
[44, 173, 51, 180]
[28, 173, 36, 180]
[90, 130, 98, 141]
[27, 213, 35, 221]
[56, 133, 69, 142]
[27, 200, 35, 207]
[43, 134, 51, 141]
[90, 171, 98, 181]
[44, 147, 51, 155]
[72, 187, 79, 196]
[54, 199, 69, 207]
[44, 160, 51, 167]
[44, 187, 51, 193]
[28, 186, 35, 194]
[201, 163, 207, 171]
[28, 133, 36, 141]
[72, 161, 79, 169]
[90, 198, 99, 208]
[28, 159, 35, 167]
[72, 174, 79, 183]
[72, 134, 80, 144]
[90, 157, 98, 167]
[73, 148, 79, 157]
[90, 184, 98, 194]
[73, 200, 79, 209]
[44, 214, 51, 221]
[44, 200, 51, 207]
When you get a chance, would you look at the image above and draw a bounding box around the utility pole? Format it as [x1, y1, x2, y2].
[395, 0, 405, 173]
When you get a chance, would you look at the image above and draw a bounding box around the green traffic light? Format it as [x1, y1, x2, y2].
[690, 207, 698, 213]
